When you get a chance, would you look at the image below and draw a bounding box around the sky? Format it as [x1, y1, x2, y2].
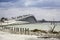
[0, 0, 60, 21]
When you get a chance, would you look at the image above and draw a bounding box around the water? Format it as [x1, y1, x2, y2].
[6, 23, 60, 31]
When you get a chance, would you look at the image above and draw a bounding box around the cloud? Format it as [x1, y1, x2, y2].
[0, 8, 60, 21]
[0, 0, 17, 2]
[0, 0, 25, 8]
[0, 0, 60, 8]
[24, 0, 60, 7]
[0, 0, 60, 21]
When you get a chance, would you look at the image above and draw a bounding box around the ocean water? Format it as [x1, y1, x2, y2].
[6, 23, 60, 31]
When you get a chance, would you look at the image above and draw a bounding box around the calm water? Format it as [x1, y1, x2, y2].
[6, 23, 60, 31]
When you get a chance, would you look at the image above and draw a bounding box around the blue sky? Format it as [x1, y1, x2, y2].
[0, 0, 60, 21]
[0, 0, 17, 2]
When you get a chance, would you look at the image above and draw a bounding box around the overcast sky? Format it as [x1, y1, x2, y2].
[0, 0, 60, 21]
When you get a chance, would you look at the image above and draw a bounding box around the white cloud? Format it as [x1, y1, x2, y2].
[0, 8, 60, 21]
[0, 0, 60, 21]
[0, 0, 60, 8]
